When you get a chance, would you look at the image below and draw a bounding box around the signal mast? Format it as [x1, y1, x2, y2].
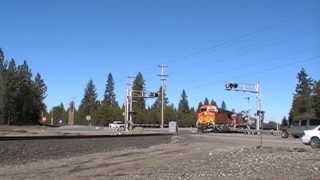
[225, 82, 264, 131]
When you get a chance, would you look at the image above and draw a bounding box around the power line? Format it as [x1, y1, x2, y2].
[117, 19, 293, 83]
[190, 55, 320, 91]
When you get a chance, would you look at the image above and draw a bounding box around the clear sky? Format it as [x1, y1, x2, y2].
[1, 0, 319, 122]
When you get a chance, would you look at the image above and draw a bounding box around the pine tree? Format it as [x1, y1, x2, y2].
[312, 80, 320, 118]
[204, 98, 209, 105]
[0, 49, 48, 125]
[132, 72, 146, 111]
[103, 73, 118, 107]
[79, 80, 98, 122]
[295, 68, 313, 96]
[0, 48, 5, 71]
[32, 73, 47, 122]
[0, 71, 4, 123]
[4, 59, 18, 124]
[51, 103, 66, 124]
[197, 102, 203, 112]
[281, 116, 288, 127]
[151, 86, 168, 110]
[0, 49, 5, 123]
[221, 101, 227, 111]
[16, 61, 35, 124]
[210, 99, 217, 106]
[178, 90, 190, 112]
[290, 68, 314, 121]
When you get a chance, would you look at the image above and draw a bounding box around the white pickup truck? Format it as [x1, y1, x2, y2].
[109, 121, 125, 129]
[301, 125, 320, 148]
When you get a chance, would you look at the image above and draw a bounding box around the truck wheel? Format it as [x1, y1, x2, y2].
[281, 131, 289, 138]
[293, 135, 300, 139]
[310, 137, 320, 149]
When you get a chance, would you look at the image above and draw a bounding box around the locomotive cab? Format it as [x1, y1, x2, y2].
[196, 105, 218, 132]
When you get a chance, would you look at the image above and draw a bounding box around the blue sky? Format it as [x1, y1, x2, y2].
[1, 0, 319, 122]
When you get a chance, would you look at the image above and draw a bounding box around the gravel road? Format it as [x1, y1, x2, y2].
[0, 131, 319, 180]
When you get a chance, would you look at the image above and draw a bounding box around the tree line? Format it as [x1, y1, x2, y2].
[0, 48, 230, 127]
[49, 72, 228, 127]
[282, 68, 320, 126]
[0, 49, 47, 125]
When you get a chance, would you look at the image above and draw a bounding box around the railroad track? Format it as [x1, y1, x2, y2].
[0, 133, 173, 141]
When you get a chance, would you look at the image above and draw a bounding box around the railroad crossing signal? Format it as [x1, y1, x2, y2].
[225, 81, 263, 131]
[149, 92, 159, 98]
[125, 88, 160, 131]
[225, 83, 239, 90]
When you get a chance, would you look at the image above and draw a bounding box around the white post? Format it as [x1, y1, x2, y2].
[256, 82, 262, 131]
[129, 88, 133, 129]
[125, 87, 129, 131]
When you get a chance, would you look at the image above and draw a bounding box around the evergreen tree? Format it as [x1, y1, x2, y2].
[51, 103, 66, 124]
[178, 90, 190, 112]
[4, 59, 18, 124]
[16, 61, 35, 124]
[79, 80, 98, 123]
[204, 98, 209, 105]
[132, 72, 146, 111]
[312, 80, 320, 118]
[197, 102, 203, 112]
[295, 68, 313, 96]
[149, 86, 170, 125]
[0, 49, 5, 123]
[103, 73, 118, 107]
[290, 68, 314, 121]
[210, 99, 217, 106]
[0, 48, 5, 71]
[288, 108, 294, 126]
[67, 101, 76, 125]
[151, 86, 168, 110]
[221, 101, 227, 111]
[0, 49, 48, 125]
[0, 71, 4, 123]
[33, 73, 47, 117]
[281, 116, 288, 127]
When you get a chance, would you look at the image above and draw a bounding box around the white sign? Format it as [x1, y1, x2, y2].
[86, 115, 91, 121]
[41, 117, 47, 123]
[169, 121, 177, 133]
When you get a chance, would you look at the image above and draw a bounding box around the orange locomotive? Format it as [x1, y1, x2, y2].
[196, 105, 241, 133]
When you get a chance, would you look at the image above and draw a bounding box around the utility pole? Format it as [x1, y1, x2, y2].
[68, 97, 76, 126]
[50, 111, 54, 125]
[256, 82, 262, 130]
[125, 76, 135, 131]
[158, 64, 168, 128]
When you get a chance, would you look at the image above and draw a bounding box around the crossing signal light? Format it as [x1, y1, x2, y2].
[225, 83, 239, 90]
[149, 92, 159, 97]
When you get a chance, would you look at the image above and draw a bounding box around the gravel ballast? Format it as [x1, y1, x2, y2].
[0, 132, 319, 180]
[0, 135, 172, 165]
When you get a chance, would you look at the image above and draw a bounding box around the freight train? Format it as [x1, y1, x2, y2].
[196, 105, 246, 133]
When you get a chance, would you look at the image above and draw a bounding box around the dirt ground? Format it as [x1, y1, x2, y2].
[0, 132, 319, 180]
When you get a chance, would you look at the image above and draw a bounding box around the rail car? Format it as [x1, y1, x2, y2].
[196, 105, 244, 133]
